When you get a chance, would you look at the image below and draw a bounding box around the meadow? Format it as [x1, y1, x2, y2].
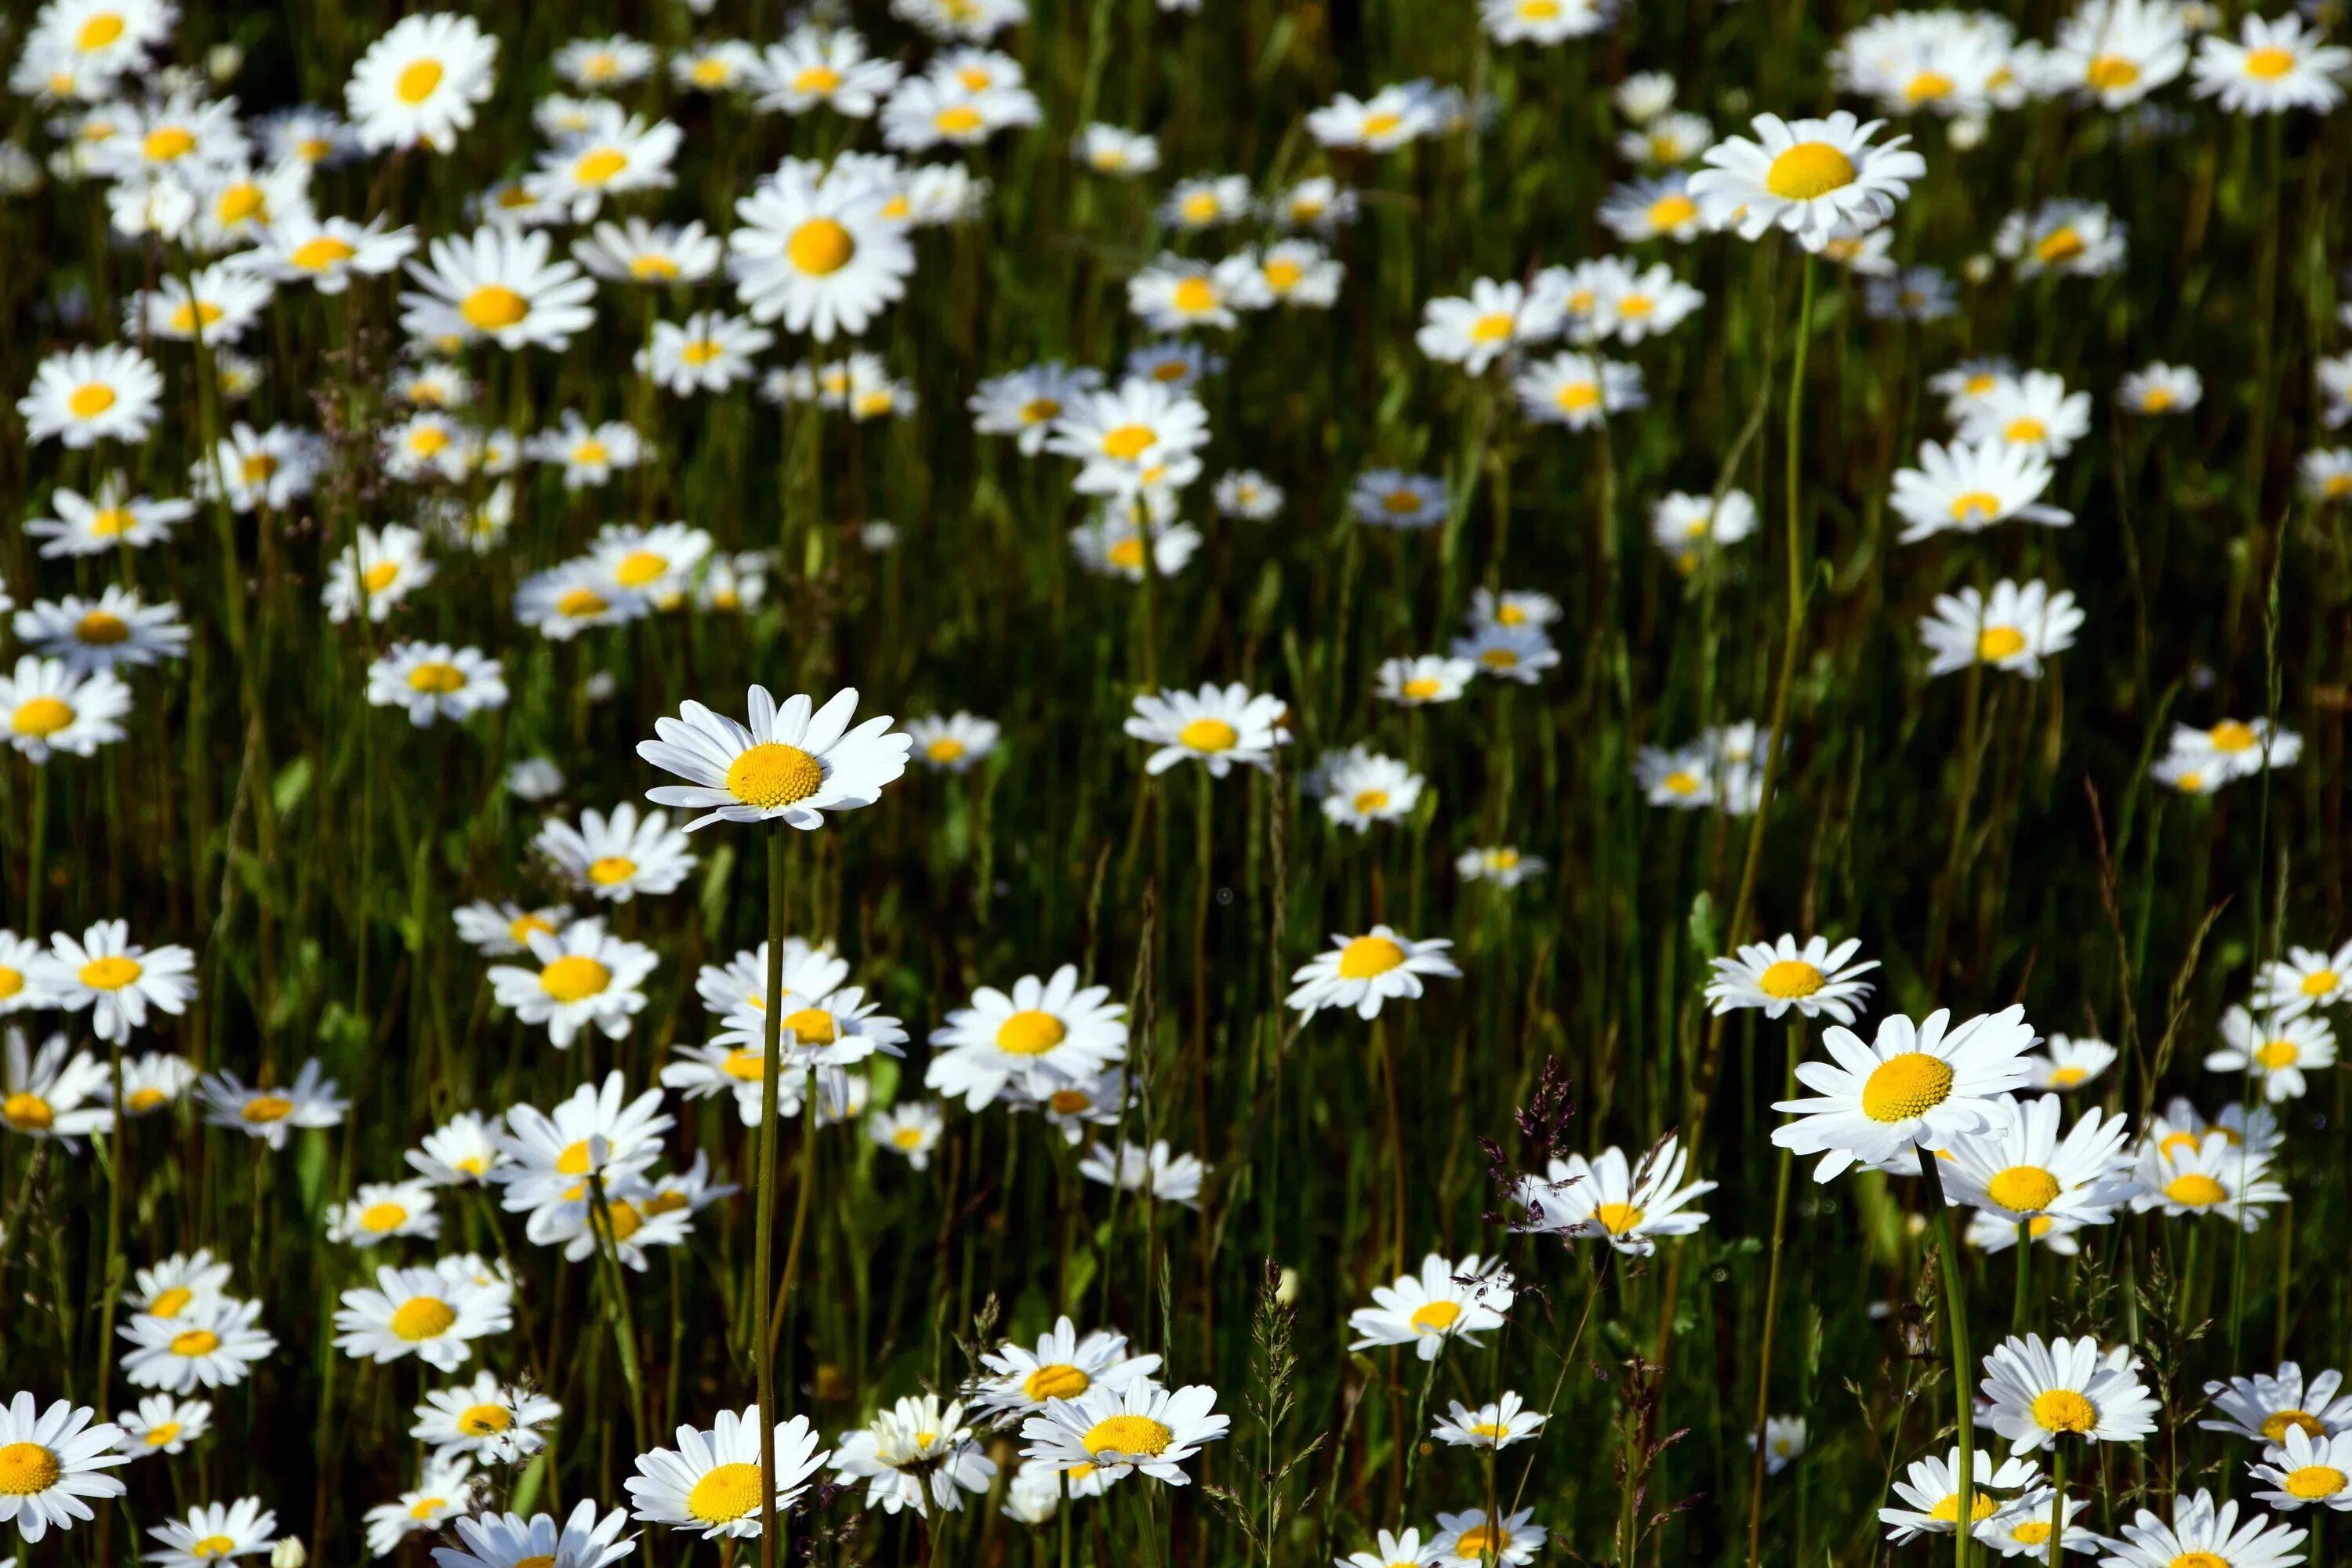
[1, 0, 2350, 1565]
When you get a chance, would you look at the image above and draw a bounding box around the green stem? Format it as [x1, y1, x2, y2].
[1918, 1147, 1975, 1568]
[754, 822, 786, 1568]
[2014, 1221, 2032, 1332]
[1744, 1019, 1802, 1568]
[2045, 1443, 2069, 1568]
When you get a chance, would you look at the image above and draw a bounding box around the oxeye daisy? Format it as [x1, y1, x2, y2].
[2190, 13, 2350, 114]
[626, 1406, 829, 1537]
[0, 932, 67, 1017]
[1689, 111, 1926, 250]
[365, 642, 505, 727]
[486, 919, 656, 1051]
[1754, 1416, 1808, 1474]
[27, 477, 191, 557]
[325, 1178, 441, 1248]
[829, 1395, 994, 1515]
[1252, 240, 1344, 307]
[572, 218, 724, 285]
[637, 684, 911, 833]
[50, 920, 194, 1042]
[1127, 252, 1266, 332]
[641, 311, 772, 395]
[1348, 1253, 1511, 1360]
[1338, 1527, 1440, 1568]
[1600, 172, 1709, 242]
[2, 1029, 113, 1144]
[1958, 372, 2092, 458]
[1316, 748, 1424, 833]
[925, 965, 1127, 1111]
[2163, 717, 2300, 782]
[535, 803, 696, 901]
[334, 1261, 513, 1370]
[1416, 278, 1564, 374]
[1018, 1382, 1229, 1487]
[969, 1317, 1162, 1427]
[554, 34, 654, 89]
[1919, 579, 2084, 679]
[2044, 0, 2188, 107]
[748, 26, 902, 116]
[1881, 1447, 2042, 1541]
[2299, 448, 2352, 503]
[1158, 172, 1252, 229]
[1073, 122, 1158, 173]
[120, 1298, 277, 1391]
[2119, 361, 2201, 414]
[129, 263, 274, 344]
[406, 1109, 508, 1186]
[2200, 1363, 2352, 1445]
[1771, 1006, 2038, 1181]
[1515, 350, 1645, 429]
[866, 1100, 944, 1167]
[1588, 260, 1705, 343]
[1079, 1139, 1207, 1206]
[196, 1058, 349, 1147]
[1432, 1390, 1548, 1450]
[347, 13, 497, 152]
[2253, 942, 2352, 1018]
[1047, 377, 1211, 497]
[1124, 683, 1287, 777]
[586, 522, 714, 605]
[1287, 927, 1460, 1021]
[1429, 1508, 1546, 1564]
[1941, 1094, 2139, 1234]
[526, 105, 681, 222]
[0, 1392, 126, 1540]
[433, 1502, 634, 1568]
[1891, 437, 2073, 543]
[1458, 846, 1546, 887]
[488, 1073, 673, 1213]
[1351, 470, 1450, 529]
[2207, 1005, 2336, 1102]
[1979, 1334, 2158, 1453]
[452, 903, 568, 960]
[1706, 935, 1879, 1022]
[2098, 1491, 2307, 1568]
[1973, 1491, 2098, 1558]
[19, 343, 162, 448]
[905, 712, 1000, 773]
[880, 62, 1040, 150]
[145, 1496, 277, 1567]
[1450, 622, 1560, 684]
[401, 226, 597, 352]
[1515, 1135, 1716, 1254]
[524, 412, 641, 490]
[322, 524, 434, 624]
[970, 362, 1104, 455]
[123, 1250, 233, 1322]
[1069, 512, 1202, 579]
[1994, 199, 2126, 278]
[2027, 1035, 2118, 1092]
[1377, 654, 1477, 706]
[728, 162, 913, 341]
[2250, 1426, 2352, 1511]
[1305, 84, 1443, 151]
[114, 1394, 212, 1458]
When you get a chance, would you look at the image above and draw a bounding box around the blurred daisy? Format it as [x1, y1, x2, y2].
[50, 920, 193, 1042]
[2120, 361, 2201, 414]
[1073, 123, 1158, 173]
[1754, 1415, 1808, 1475]
[1318, 748, 1423, 833]
[432, 1500, 633, 1568]
[1289, 927, 1459, 1021]
[535, 804, 695, 901]
[365, 1457, 477, 1557]
[26, 478, 191, 557]
[2043, 0, 2187, 107]
[327, 1180, 442, 1247]
[400, 226, 597, 352]
[196, 1058, 349, 1148]
[750, 27, 902, 117]
[2190, 14, 2349, 114]
[1078, 1139, 1206, 1206]
[321, 524, 434, 624]
[2253, 942, 2351, 1018]
[365, 643, 506, 727]
[1958, 371, 2092, 458]
[971, 362, 1103, 456]
[626, 1405, 829, 1537]
[1269, 176, 1359, 230]
[1018, 1381, 1229, 1486]
[906, 712, 1000, 772]
[1160, 173, 1252, 229]
[1071, 514, 1201, 579]
[1338, 1528, 1437, 1568]
[1254, 241, 1343, 307]
[146, 1497, 276, 1568]
[1515, 350, 1645, 429]
[1689, 111, 1926, 250]
[1973, 1492, 2098, 1558]
[114, 1394, 210, 1458]
[1994, 200, 2125, 278]
[1600, 172, 1708, 242]
[130, 263, 273, 343]
[19, 343, 162, 448]
[1891, 437, 2072, 542]
[643, 312, 771, 395]
[524, 413, 641, 490]
[528, 106, 681, 222]
[1417, 278, 1563, 374]
[2207, 1006, 2336, 1102]
[2027, 1035, 2117, 1091]
[673, 40, 757, 94]
[555, 35, 654, 89]
[1377, 655, 1476, 706]
[573, 218, 723, 285]
[406, 1110, 508, 1185]
[880, 63, 1040, 150]
[1352, 470, 1449, 528]
[1706, 935, 1878, 1022]
[1457, 847, 1545, 887]
[347, 13, 498, 152]
[2163, 717, 2300, 782]
[123, 1251, 231, 1321]
[1773, 1007, 2037, 1181]
[2299, 448, 2352, 502]
[1305, 84, 1442, 151]
[1588, 261, 1704, 343]
[1919, 579, 2083, 678]
[1432, 1391, 1548, 1450]
[1451, 622, 1560, 684]
[1047, 377, 1210, 496]
[730, 163, 913, 341]
[867, 1101, 945, 1168]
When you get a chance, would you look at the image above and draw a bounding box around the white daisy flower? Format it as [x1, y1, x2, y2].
[2118, 361, 2201, 415]
[49, 920, 194, 1042]
[1073, 122, 1157, 173]
[1705, 935, 1878, 1022]
[829, 1395, 995, 1515]
[1317, 748, 1424, 833]
[1124, 682, 1287, 777]
[18, 343, 162, 448]
[488, 1073, 672, 1213]
[430, 1501, 633, 1568]
[2250, 1425, 2352, 1511]
[2162, 717, 2300, 783]
[145, 1496, 276, 1568]
[365, 642, 505, 727]
[1891, 437, 2073, 543]
[1514, 350, 1645, 429]
[2253, 941, 2352, 1019]
[1018, 1382, 1229, 1487]
[1337, 1527, 1441, 1568]
[1077, 1139, 1206, 1207]
[905, 712, 1000, 773]
[399, 225, 597, 352]
[641, 311, 772, 396]
[1287, 927, 1460, 1022]
[2200, 1362, 2352, 1444]
[1348, 1253, 1512, 1361]
[2190, 13, 2350, 114]
[1880, 1446, 2042, 1541]
[1416, 278, 1564, 374]
[113, 1394, 212, 1458]
[2206, 1005, 2336, 1103]
[111, 1051, 196, 1116]
[535, 803, 696, 902]
[321, 524, 434, 624]
[1429, 1508, 1546, 1565]
[1432, 1390, 1548, 1450]
[486, 919, 657, 1051]
[1980, 1334, 2159, 1453]
[748, 26, 902, 117]
[195, 1058, 348, 1147]
[1457, 846, 1547, 887]
[2026, 1035, 2117, 1092]
[2, 1028, 113, 1143]
[364, 1457, 477, 1558]
[1771, 1006, 2038, 1181]
[866, 1101, 944, 1168]
[2098, 1491, 2306, 1568]
[572, 218, 724, 285]
[406, 1109, 509, 1186]
[26, 477, 191, 557]
[1377, 655, 1478, 706]
[554, 34, 655, 89]
[346, 13, 497, 153]
[969, 1317, 1162, 1428]
[1450, 622, 1560, 684]
[1688, 111, 1926, 250]
[1942, 1094, 2139, 1234]
[926, 965, 1127, 1111]
[1972, 1490, 2098, 1557]
[1047, 377, 1211, 497]
[626, 1405, 829, 1537]
[120, 1297, 276, 1392]
[637, 685, 911, 833]
[1919, 579, 2085, 679]
[0, 1392, 126, 1541]
[2042, 0, 2187, 107]
[1956, 371, 2092, 459]
[333, 1261, 513, 1370]
[122, 1250, 232, 1320]
[1514, 1136, 1716, 1255]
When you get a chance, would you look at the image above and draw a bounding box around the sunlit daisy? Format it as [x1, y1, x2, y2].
[322, 524, 434, 623]
[1773, 1007, 2037, 1181]
[120, 1297, 276, 1391]
[1706, 935, 1878, 1022]
[113, 1394, 211, 1459]
[146, 1496, 276, 1568]
[334, 1261, 512, 1370]
[2190, 13, 2350, 114]
[1019, 1381, 1229, 1486]
[1891, 437, 2072, 542]
[1881, 1447, 2042, 1542]
[1376, 655, 1477, 707]
[2207, 1005, 2336, 1102]
[1689, 111, 1926, 250]
[19, 343, 162, 448]
[626, 1406, 829, 1537]
[196, 1058, 348, 1148]
[1429, 1508, 1545, 1564]
[486, 919, 656, 1051]
[2250, 1425, 2352, 1512]
[366, 642, 506, 727]
[2201, 1363, 2352, 1444]
[1515, 1135, 1715, 1254]
[2100, 1490, 2306, 1568]
[430, 1501, 633, 1568]
[535, 803, 695, 901]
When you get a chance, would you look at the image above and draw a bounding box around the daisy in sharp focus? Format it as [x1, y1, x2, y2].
[1288, 927, 1460, 1021]
[2250, 1426, 2352, 1511]
[485, 919, 656, 1051]
[1772, 1007, 2038, 1181]
[2131, 1124, 2288, 1229]
[2207, 1005, 2336, 1102]
[0, 1392, 126, 1541]
[1973, 1492, 2099, 1558]
[145, 1496, 276, 1568]
[1919, 579, 2085, 679]
[1980, 1333, 2158, 1453]
[1514, 1135, 1715, 1255]
[1432, 1390, 1548, 1450]
[364, 1457, 477, 1558]
[1891, 437, 2073, 543]
[1880, 1446, 2042, 1541]
[1688, 111, 1926, 250]
[347, 13, 497, 152]
[927, 966, 1127, 1111]
[969, 1317, 1163, 1427]
[728, 163, 913, 342]
[1705, 935, 1878, 1022]
[119, 1298, 276, 1392]
[19, 343, 163, 448]
[637, 684, 910, 833]
[626, 1406, 829, 1537]
[1941, 1094, 2138, 1233]
[333, 1262, 513, 1370]
[114, 1394, 212, 1458]
[1338, 1529, 1439, 1568]
[50, 920, 194, 1042]
[487, 1073, 673, 1213]
[2200, 1363, 2352, 1444]
[2098, 1491, 2307, 1568]
[430, 1500, 633, 1568]
[1018, 1382, 1229, 1488]
[1348, 1253, 1512, 1361]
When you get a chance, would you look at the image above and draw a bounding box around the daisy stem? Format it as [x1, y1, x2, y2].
[2014, 1221, 2032, 1331]
[754, 820, 786, 1568]
[1743, 1018, 1800, 1568]
[2045, 1443, 2068, 1568]
[22, 757, 44, 934]
[1917, 1145, 1975, 1568]
[586, 1171, 648, 1456]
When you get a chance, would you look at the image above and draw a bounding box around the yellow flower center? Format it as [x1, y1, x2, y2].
[1469, 312, 1515, 343]
[2256, 1039, 2299, 1069]
[1987, 1165, 2062, 1214]
[80, 954, 143, 989]
[1179, 191, 1219, 223]
[889, 1126, 924, 1150]
[1265, 259, 1304, 291]
[557, 1140, 594, 1174]
[1178, 717, 1240, 753]
[1592, 1201, 1646, 1235]
[456, 1402, 515, 1437]
[2140, 387, 2175, 412]
[1402, 677, 1443, 700]
[2, 1093, 53, 1131]
[2286, 1465, 2347, 1500]
[0, 968, 19, 1001]
[143, 126, 195, 161]
[170, 1328, 221, 1356]
[1022, 1363, 1093, 1404]
[1948, 491, 2003, 524]
[2263, 1410, 2326, 1441]
[2047, 1065, 2088, 1087]
[2034, 227, 2085, 265]
[69, 383, 118, 420]
[460, 285, 528, 331]
[1646, 194, 1700, 230]
[539, 956, 611, 1003]
[2002, 417, 2048, 445]
[2085, 53, 2140, 89]
[1480, 648, 1521, 669]
[630, 255, 680, 280]
[2243, 46, 2296, 78]
[2164, 1173, 2227, 1207]
[2031, 1388, 2097, 1434]
[605, 1200, 643, 1241]
[791, 65, 841, 93]
[572, 440, 610, 466]
[1757, 960, 1824, 999]
[1082, 1415, 1174, 1457]
[241, 1095, 293, 1123]
[1352, 789, 1391, 815]
[397, 59, 445, 103]
[1360, 111, 1403, 139]
[406, 661, 466, 694]
[680, 338, 725, 367]
[2208, 720, 2256, 752]
[246, 455, 282, 486]
[1978, 626, 2028, 661]
[1554, 381, 1601, 412]
[927, 737, 967, 764]
[78, 12, 126, 49]
[359, 1201, 408, 1232]
[1520, 0, 1563, 13]
[216, 183, 266, 225]
[726, 742, 826, 808]
[390, 1296, 458, 1341]
[788, 217, 855, 275]
[408, 426, 452, 457]
[1408, 1300, 1464, 1335]
[1454, 1526, 1503, 1558]
[1338, 935, 1406, 978]
[90, 507, 135, 536]
[587, 856, 637, 886]
[1858, 1053, 1955, 1123]
[1905, 70, 1955, 102]
[190, 1536, 238, 1556]
[2299, 969, 2340, 996]
[1764, 142, 1857, 200]
[1663, 770, 1702, 795]
[996, 1010, 1069, 1055]
[1929, 1492, 2000, 1524]
[1101, 423, 1157, 459]
[1170, 276, 1219, 315]
[573, 147, 626, 186]
[784, 1008, 836, 1045]
[1048, 1088, 1092, 1114]
[144, 1422, 182, 1446]
[2012, 1523, 2053, 1547]
[721, 1050, 765, 1081]
[687, 1461, 765, 1523]
[935, 104, 984, 135]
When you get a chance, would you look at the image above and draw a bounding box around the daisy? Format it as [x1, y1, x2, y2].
[49, 920, 193, 1041]
[693, 938, 848, 1020]
[364, 1457, 477, 1557]
[1127, 253, 1266, 333]
[2250, 1426, 2352, 1511]
[1078, 1139, 1207, 1206]
[528, 106, 681, 222]
[969, 1318, 1162, 1427]
[1287, 927, 1461, 1021]
[1351, 470, 1448, 529]
[0, 933, 67, 1018]
[1416, 278, 1564, 375]
[642, 312, 772, 395]
[1377, 655, 1477, 706]
[1253, 240, 1344, 307]
[879, 66, 1040, 150]
[2163, 717, 2300, 783]
[1070, 513, 1202, 579]
[673, 39, 757, 94]
[486, 920, 657, 1051]
[326, 1180, 442, 1247]
[586, 521, 713, 604]
[1958, 372, 2092, 459]
[2, 1029, 113, 1143]
[555, 34, 655, 89]
[2299, 448, 2352, 503]
[2028, 1035, 2118, 1092]
[1942, 1095, 2138, 1234]
[114, 1395, 212, 1458]
[1754, 1416, 1808, 1474]
[1318, 749, 1425, 833]
[123, 1250, 232, 1320]
[524, 413, 641, 489]
[2119, 361, 2201, 414]
[1995, 200, 2126, 279]
[196, 1058, 349, 1148]
[1834, 11, 2013, 116]
[1515, 350, 1645, 429]
[535, 804, 695, 901]
[488, 1073, 672, 1208]
[1450, 622, 1560, 684]
[1432, 1390, 1548, 1449]
[1973, 1492, 2098, 1558]
[2043, 0, 2188, 106]
[831, 1395, 994, 1515]
[86, 93, 248, 184]
[906, 712, 1000, 773]
[24, 0, 175, 82]
[2207, 1006, 2336, 1102]
[1160, 172, 1253, 229]
[2099, 1491, 2306, 1568]
[321, 524, 434, 624]
[573, 218, 724, 285]
[2201, 1363, 2352, 1443]
[1047, 377, 1211, 496]
[1338, 1527, 1439, 1568]
[365, 643, 506, 727]
[433, 1501, 632, 1568]
[1891, 437, 2073, 543]
[1429, 1508, 1545, 1564]
[1867, 267, 1959, 322]
[198, 421, 325, 514]
[1819, 221, 1898, 274]
[347, 13, 495, 152]
[970, 362, 1104, 456]
[1019, 1383, 1229, 1486]
[1073, 123, 1157, 173]
[1688, 111, 1927, 250]
[1980, 1334, 2159, 1452]
[1600, 173, 1710, 243]
[626, 1406, 829, 1537]
[1881, 1447, 2042, 1541]
[1772, 1007, 2038, 1181]
[637, 684, 910, 835]
[406, 1110, 509, 1185]
[1588, 261, 1706, 343]
[1269, 176, 1359, 230]
[2147, 1096, 2283, 1163]
[146, 1497, 276, 1568]
[926, 965, 1127, 1111]
[1706, 935, 1878, 1022]
[2254, 942, 2352, 1018]
[383, 411, 472, 481]
[130, 264, 274, 344]
[1515, 1135, 1715, 1255]
[1457, 847, 1546, 887]
[334, 1262, 512, 1370]
[19, 343, 162, 447]
[0, 1393, 125, 1540]
[1920, 579, 2084, 678]
[401, 226, 597, 352]
[26, 478, 191, 557]
[1125, 683, 1287, 777]
[728, 162, 913, 342]
[2190, 14, 2350, 114]
[749, 27, 902, 117]
[120, 1298, 276, 1391]
[1305, 84, 1443, 151]
[1348, 1253, 1512, 1360]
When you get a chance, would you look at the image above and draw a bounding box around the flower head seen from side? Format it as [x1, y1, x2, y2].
[1772, 1007, 2038, 1180]
[1018, 1381, 1229, 1487]
[146, 1496, 277, 1568]
[2027, 1035, 2117, 1092]
[638, 685, 909, 833]
[1688, 111, 1926, 250]
[968, 1316, 1163, 1427]
[113, 1394, 212, 1458]
[364, 1455, 479, 1557]
[1972, 1491, 2098, 1559]
[1515, 1135, 1716, 1255]
[1880, 1447, 2042, 1541]
[1377, 655, 1477, 707]
[1753, 1415, 1807, 1474]
[1348, 1253, 1512, 1361]
[1287, 926, 1459, 1022]
[0, 1392, 128, 1541]
[1430, 1508, 1546, 1564]
[2097, 1490, 2307, 1568]
[1457, 846, 1546, 887]
[626, 1406, 829, 1537]
[1432, 1390, 1548, 1450]
[2127, 1128, 2287, 1229]
[197, 1058, 347, 1148]
[535, 804, 695, 902]
[1078, 1139, 1207, 1207]
[2, 1029, 114, 1144]
[119, 1297, 276, 1392]
[325, 1180, 442, 1247]
[1979, 1333, 2158, 1453]
[428, 1499, 633, 1568]
[2198, 1363, 2352, 1445]
[1705, 934, 1878, 1022]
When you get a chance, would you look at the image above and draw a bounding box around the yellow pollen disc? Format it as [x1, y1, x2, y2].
[996, 1010, 1068, 1055]
[1101, 423, 1157, 459]
[2158, 1131, 2201, 1160]
[687, 1461, 765, 1523]
[241, 1095, 293, 1123]
[556, 1140, 593, 1174]
[1618, 295, 1656, 318]
[1470, 1421, 1513, 1440]
[1179, 193, 1218, 223]
[144, 1423, 181, 1446]
[2165, 1173, 2227, 1207]
[1646, 194, 1699, 230]
[721, 1049, 765, 1082]
[2299, 968, 2339, 996]
[1178, 717, 1240, 753]
[586, 856, 637, 886]
[1592, 1201, 1646, 1235]
[1338, 935, 1406, 978]
[1082, 1414, 1174, 1457]
[91, 507, 134, 536]
[2034, 227, 2085, 265]
[1764, 141, 1857, 200]
[406, 661, 466, 694]
[1757, 960, 1824, 999]
[0, 968, 31, 1003]
[2207, 720, 2256, 752]
[1171, 276, 1218, 315]
[573, 147, 626, 186]
[408, 426, 452, 457]
[1554, 381, 1601, 412]
[539, 955, 611, 1002]
[510, 914, 555, 946]
[784, 1007, 837, 1045]
[2286, 1465, 2347, 1499]
[190, 1536, 238, 1556]
[359, 1202, 408, 1232]
[935, 104, 984, 134]
[78, 11, 126, 48]
[1469, 312, 1515, 343]
[1353, 789, 1391, 814]
[680, 338, 724, 366]
[390, 1296, 458, 1341]
[1265, 260, 1304, 290]
[243, 455, 280, 485]
[454, 1156, 485, 1176]
[2243, 45, 2295, 78]
[1402, 677, 1443, 700]
[460, 285, 528, 331]
[926, 737, 967, 764]
[2140, 388, 2174, 412]
[1406, 1301, 1465, 1338]
[79, 954, 143, 989]
[605, 1200, 643, 1241]
[1858, 1053, 1955, 1123]
[629, 255, 679, 280]
[787, 217, 855, 275]
[2256, 1039, 2299, 1070]
[2, 1093, 53, 1131]
[726, 742, 826, 808]
[1017, 397, 1060, 426]
[408, 1499, 445, 1521]
[2086, 53, 2140, 88]
[1987, 1166, 2062, 1214]
[170, 1328, 220, 1356]
[1359, 111, 1403, 138]
[68, 383, 119, 422]
[2047, 1065, 2088, 1087]
[2002, 417, 2048, 444]
[572, 440, 610, 466]
[2264, 1410, 2326, 1441]
[1479, 648, 1520, 669]
[2031, 1388, 2097, 1434]
[1949, 490, 2001, 523]
[887, 1126, 924, 1150]
[1521, 0, 1563, 13]
[645, 1191, 688, 1217]
[1048, 1088, 1091, 1114]
[1453, 1526, 1502, 1558]
[1977, 626, 2028, 661]
[397, 59, 445, 103]
[691, 58, 730, 85]
[580, 53, 618, 79]
[1024, 1363, 1091, 1402]
[1906, 70, 1955, 101]
[1381, 489, 1425, 515]
[595, 550, 665, 590]
[1929, 1493, 2000, 1524]
[2012, 1523, 2053, 1547]
[792, 66, 841, 93]
[2326, 475, 2352, 499]
[143, 125, 194, 161]
[1663, 770, 1702, 795]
